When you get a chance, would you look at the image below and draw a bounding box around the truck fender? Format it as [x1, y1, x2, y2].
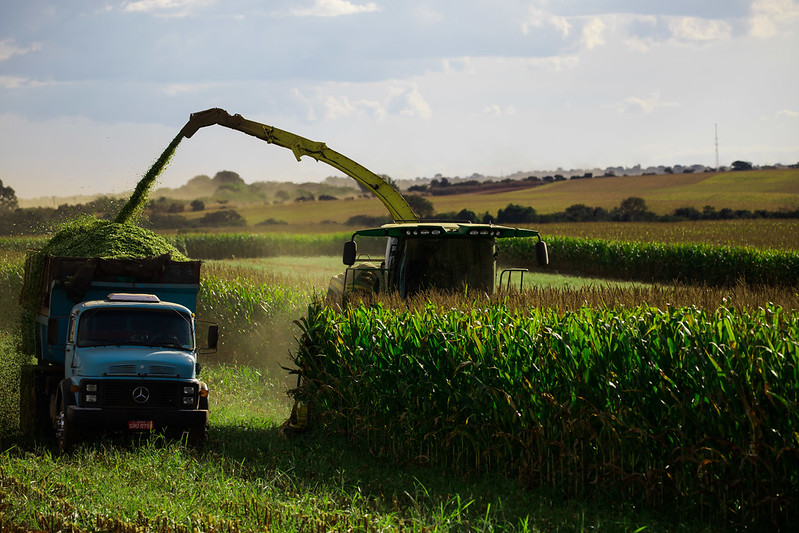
[198, 381, 209, 411]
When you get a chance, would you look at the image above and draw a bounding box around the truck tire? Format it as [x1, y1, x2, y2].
[187, 395, 209, 447]
[187, 423, 208, 447]
[53, 386, 80, 454]
[19, 366, 51, 438]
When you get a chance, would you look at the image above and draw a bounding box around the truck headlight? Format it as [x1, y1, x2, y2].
[85, 394, 98, 403]
[182, 385, 196, 407]
[86, 384, 98, 392]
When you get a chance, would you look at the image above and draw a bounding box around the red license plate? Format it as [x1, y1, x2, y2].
[128, 420, 154, 430]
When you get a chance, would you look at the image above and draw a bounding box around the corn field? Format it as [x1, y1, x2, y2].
[290, 300, 799, 528]
[499, 235, 799, 287]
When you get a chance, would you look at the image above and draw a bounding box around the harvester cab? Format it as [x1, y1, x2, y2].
[327, 222, 549, 300]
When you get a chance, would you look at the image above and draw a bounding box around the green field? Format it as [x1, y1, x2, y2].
[1, 218, 797, 531]
[180, 168, 799, 227]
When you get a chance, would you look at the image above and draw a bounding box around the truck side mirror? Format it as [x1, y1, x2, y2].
[207, 324, 219, 350]
[536, 240, 549, 266]
[47, 318, 59, 345]
[343, 240, 357, 266]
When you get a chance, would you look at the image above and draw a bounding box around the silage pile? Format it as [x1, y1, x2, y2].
[18, 131, 188, 352]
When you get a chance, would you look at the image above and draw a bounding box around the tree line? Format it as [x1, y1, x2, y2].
[431, 197, 799, 225]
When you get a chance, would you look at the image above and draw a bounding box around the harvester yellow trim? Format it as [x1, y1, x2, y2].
[180, 108, 418, 224]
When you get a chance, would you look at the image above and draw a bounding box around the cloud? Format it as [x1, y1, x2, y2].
[750, 0, 799, 37]
[522, 8, 571, 38]
[0, 39, 42, 61]
[387, 84, 431, 119]
[666, 16, 732, 41]
[776, 109, 799, 118]
[482, 104, 517, 117]
[614, 92, 680, 114]
[291, 0, 379, 17]
[581, 17, 607, 49]
[122, 0, 215, 17]
[0, 76, 53, 89]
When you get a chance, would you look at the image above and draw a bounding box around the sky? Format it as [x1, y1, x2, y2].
[1, 0, 797, 199]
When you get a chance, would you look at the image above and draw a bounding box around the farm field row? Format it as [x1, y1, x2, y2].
[178, 168, 799, 226]
[4, 218, 799, 253]
[431, 168, 799, 216]
[1, 222, 797, 531]
[1, 359, 684, 532]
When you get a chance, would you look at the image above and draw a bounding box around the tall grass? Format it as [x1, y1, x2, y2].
[536, 220, 799, 250]
[171, 232, 352, 259]
[291, 298, 799, 528]
[196, 264, 311, 378]
[500, 235, 799, 287]
[1, 364, 673, 532]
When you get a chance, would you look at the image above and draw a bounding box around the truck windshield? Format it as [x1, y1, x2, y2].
[77, 308, 194, 350]
[395, 237, 495, 296]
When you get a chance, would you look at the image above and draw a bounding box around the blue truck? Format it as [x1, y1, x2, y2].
[19, 255, 218, 452]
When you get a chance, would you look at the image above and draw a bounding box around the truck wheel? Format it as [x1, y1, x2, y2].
[19, 367, 37, 437]
[186, 423, 208, 447]
[19, 366, 50, 439]
[54, 396, 79, 453]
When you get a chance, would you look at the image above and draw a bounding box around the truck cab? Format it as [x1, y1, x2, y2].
[20, 255, 217, 452]
[54, 293, 212, 447]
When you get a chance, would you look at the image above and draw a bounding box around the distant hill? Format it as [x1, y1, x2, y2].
[17, 166, 798, 218]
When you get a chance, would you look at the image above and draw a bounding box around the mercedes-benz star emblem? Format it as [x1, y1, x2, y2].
[132, 386, 150, 404]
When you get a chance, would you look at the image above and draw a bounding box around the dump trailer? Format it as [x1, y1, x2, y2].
[19, 254, 218, 451]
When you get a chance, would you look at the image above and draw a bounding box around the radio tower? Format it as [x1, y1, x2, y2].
[715, 123, 719, 171]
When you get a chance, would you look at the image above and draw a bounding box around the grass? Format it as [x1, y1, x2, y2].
[531, 219, 799, 251]
[431, 169, 799, 216]
[0, 364, 704, 532]
[174, 168, 799, 226]
[1, 230, 794, 531]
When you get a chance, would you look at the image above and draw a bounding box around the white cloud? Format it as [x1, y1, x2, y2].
[581, 17, 607, 49]
[614, 92, 680, 114]
[522, 8, 571, 38]
[666, 16, 732, 42]
[482, 104, 517, 117]
[776, 109, 799, 118]
[750, 0, 799, 37]
[0, 76, 52, 89]
[122, 0, 215, 17]
[291, 0, 379, 18]
[0, 39, 42, 61]
[323, 95, 357, 120]
[388, 84, 431, 119]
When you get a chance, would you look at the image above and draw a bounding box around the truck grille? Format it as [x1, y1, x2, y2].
[101, 380, 183, 409]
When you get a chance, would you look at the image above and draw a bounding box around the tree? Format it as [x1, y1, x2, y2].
[731, 160, 753, 171]
[405, 195, 434, 218]
[616, 197, 651, 222]
[496, 203, 537, 223]
[198, 209, 246, 227]
[190, 199, 205, 212]
[0, 180, 18, 210]
[212, 170, 245, 185]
